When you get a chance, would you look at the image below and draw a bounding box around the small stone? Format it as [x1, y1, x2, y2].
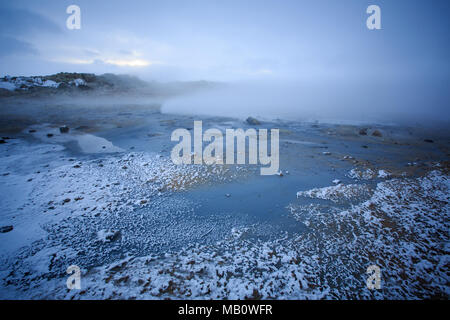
[140, 199, 147, 205]
[359, 128, 368, 136]
[372, 130, 382, 137]
[225, 193, 231, 198]
[63, 198, 71, 203]
[28, 129, 36, 133]
[424, 139, 434, 143]
[59, 125, 70, 133]
[246, 117, 261, 125]
[98, 229, 121, 242]
[47, 133, 54, 138]
[73, 165, 81, 168]
[361, 145, 368, 149]
[0, 226, 13, 233]
[0, 140, 6, 144]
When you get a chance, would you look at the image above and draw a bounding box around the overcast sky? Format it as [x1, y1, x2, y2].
[0, 0, 448, 81]
[0, 0, 448, 124]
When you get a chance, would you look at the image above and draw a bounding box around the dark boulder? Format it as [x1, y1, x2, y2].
[59, 125, 70, 133]
[246, 117, 261, 125]
[372, 130, 382, 137]
[0, 225, 13, 233]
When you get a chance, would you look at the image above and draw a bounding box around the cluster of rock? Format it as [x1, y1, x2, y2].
[0, 73, 90, 96]
[358, 127, 382, 137]
[0, 72, 152, 97]
[0, 72, 219, 98]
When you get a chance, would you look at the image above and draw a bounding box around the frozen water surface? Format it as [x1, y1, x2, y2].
[0, 101, 448, 299]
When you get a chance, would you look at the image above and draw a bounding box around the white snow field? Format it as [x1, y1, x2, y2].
[0, 133, 448, 299]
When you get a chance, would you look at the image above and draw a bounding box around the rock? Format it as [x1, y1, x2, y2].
[98, 229, 121, 242]
[225, 194, 231, 198]
[140, 199, 148, 205]
[147, 133, 161, 137]
[0, 140, 6, 144]
[28, 129, 36, 133]
[246, 117, 261, 125]
[59, 125, 70, 133]
[0, 225, 13, 233]
[361, 145, 368, 149]
[47, 133, 53, 138]
[359, 128, 368, 135]
[276, 171, 283, 176]
[372, 130, 382, 137]
[63, 198, 71, 204]
[424, 139, 434, 143]
[377, 170, 390, 178]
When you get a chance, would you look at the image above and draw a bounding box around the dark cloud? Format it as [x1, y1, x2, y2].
[0, 4, 62, 37]
[0, 3, 61, 57]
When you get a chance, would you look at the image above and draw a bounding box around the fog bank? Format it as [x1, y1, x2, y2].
[163, 77, 450, 127]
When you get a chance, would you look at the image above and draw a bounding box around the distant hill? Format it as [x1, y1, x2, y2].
[0, 72, 220, 98]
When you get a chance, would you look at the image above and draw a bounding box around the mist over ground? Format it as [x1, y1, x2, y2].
[0, 0, 448, 129]
[163, 76, 450, 127]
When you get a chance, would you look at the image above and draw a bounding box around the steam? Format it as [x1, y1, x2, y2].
[162, 76, 450, 127]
